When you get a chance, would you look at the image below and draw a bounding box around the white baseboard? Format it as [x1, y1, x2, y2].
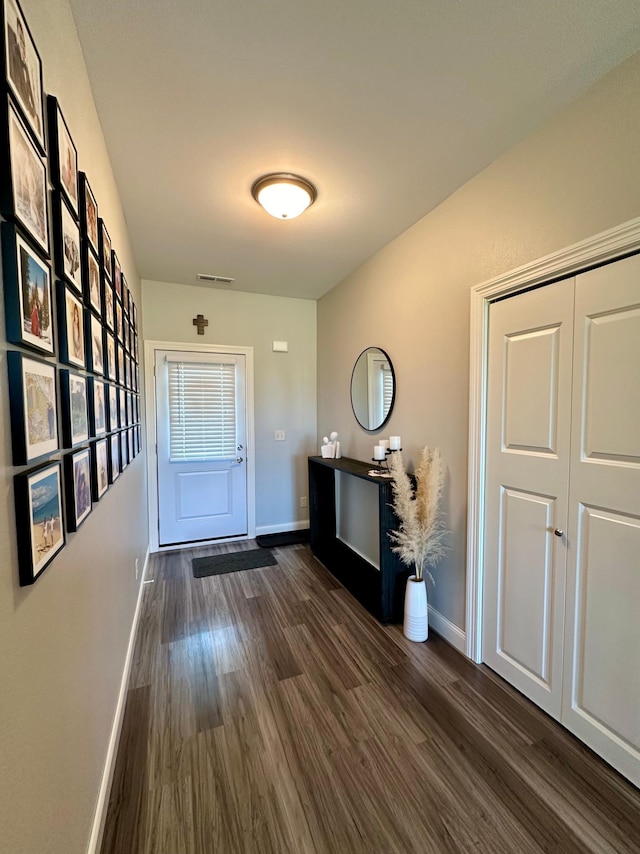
[87, 544, 150, 854]
[255, 520, 310, 536]
[428, 604, 466, 654]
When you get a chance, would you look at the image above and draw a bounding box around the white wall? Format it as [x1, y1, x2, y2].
[142, 280, 317, 533]
[0, 1, 148, 852]
[317, 51, 640, 632]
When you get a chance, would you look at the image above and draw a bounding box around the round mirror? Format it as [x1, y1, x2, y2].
[350, 347, 396, 431]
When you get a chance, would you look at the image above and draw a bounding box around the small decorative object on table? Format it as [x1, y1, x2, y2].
[388, 447, 448, 642]
[320, 431, 341, 458]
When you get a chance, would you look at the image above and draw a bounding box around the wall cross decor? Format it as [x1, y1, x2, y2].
[192, 314, 209, 335]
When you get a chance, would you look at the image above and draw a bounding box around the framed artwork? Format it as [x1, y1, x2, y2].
[7, 350, 58, 464]
[119, 387, 126, 426]
[79, 172, 98, 254]
[47, 96, 77, 215]
[112, 250, 122, 300]
[2, 222, 53, 353]
[14, 461, 65, 585]
[117, 341, 124, 386]
[84, 246, 101, 315]
[127, 427, 134, 463]
[108, 384, 118, 431]
[115, 299, 123, 344]
[109, 432, 120, 482]
[122, 277, 129, 316]
[86, 310, 104, 375]
[123, 351, 129, 390]
[64, 447, 92, 532]
[99, 218, 111, 278]
[1, 100, 48, 253]
[54, 192, 82, 292]
[57, 283, 85, 368]
[136, 424, 142, 456]
[60, 369, 88, 448]
[91, 438, 109, 501]
[134, 394, 140, 423]
[132, 303, 137, 333]
[134, 365, 140, 394]
[105, 331, 116, 382]
[1, 0, 45, 150]
[88, 377, 107, 437]
[103, 279, 114, 331]
[120, 429, 128, 471]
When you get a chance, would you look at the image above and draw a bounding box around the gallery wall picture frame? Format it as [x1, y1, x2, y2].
[85, 309, 104, 376]
[120, 429, 128, 470]
[7, 350, 58, 464]
[117, 342, 124, 388]
[112, 250, 122, 300]
[14, 460, 65, 585]
[46, 95, 78, 216]
[57, 282, 85, 368]
[2, 221, 53, 354]
[1, 0, 45, 151]
[59, 368, 88, 448]
[132, 303, 137, 332]
[122, 277, 129, 316]
[78, 172, 98, 255]
[115, 298, 123, 344]
[119, 387, 126, 426]
[108, 384, 118, 431]
[103, 278, 114, 331]
[88, 376, 107, 437]
[105, 330, 116, 382]
[83, 244, 101, 316]
[109, 431, 120, 482]
[53, 191, 82, 292]
[91, 438, 109, 501]
[127, 426, 134, 463]
[64, 446, 92, 532]
[99, 218, 111, 278]
[1, 98, 48, 254]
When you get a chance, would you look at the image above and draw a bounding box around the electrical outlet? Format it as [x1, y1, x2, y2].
[135, 558, 139, 580]
[300, 496, 308, 508]
[275, 430, 285, 441]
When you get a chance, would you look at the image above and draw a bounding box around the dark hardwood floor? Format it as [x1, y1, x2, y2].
[101, 542, 640, 854]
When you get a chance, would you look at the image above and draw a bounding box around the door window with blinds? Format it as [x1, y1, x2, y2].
[167, 355, 238, 461]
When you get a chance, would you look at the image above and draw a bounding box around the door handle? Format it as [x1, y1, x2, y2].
[236, 456, 244, 464]
[554, 529, 564, 537]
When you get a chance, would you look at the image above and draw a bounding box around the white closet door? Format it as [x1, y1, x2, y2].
[483, 279, 574, 719]
[562, 254, 640, 786]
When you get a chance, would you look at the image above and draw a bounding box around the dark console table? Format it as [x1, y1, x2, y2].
[308, 456, 409, 623]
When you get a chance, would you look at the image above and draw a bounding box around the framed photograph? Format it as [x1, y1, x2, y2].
[109, 432, 120, 482]
[7, 350, 58, 464]
[115, 298, 123, 344]
[2, 222, 53, 353]
[64, 447, 92, 532]
[47, 96, 77, 215]
[59, 369, 88, 448]
[127, 427, 134, 463]
[53, 192, 82, 292]
[1, 100, 48, 253]
[105, 331, 116, 382]
[79, 172, 98, 254]
[108, 384, 118, 431]
[88, 377, 106, 437]
[86, 310, 104, 375]
[122, 277, 129, 316]
[134, 394, 140, 424]
[2, 0, 44, 150]
[83, 245, 101, 315]
[132, 302, 137, 333]
[119, 387, 126, 426]
[120, 429, 128, 471]
[117, 343, 124, 388]
[112, 250, 122, 300]
[103, 279, 114, 331]
[57, 283, 85, 368]
[134, 365, 140, 394]
[91, 438, 109, 501]
[14, 461, 65, 585]
[99, 218, 111, 278]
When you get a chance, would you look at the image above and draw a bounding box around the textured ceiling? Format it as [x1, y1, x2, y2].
[69, 0, 640, 299]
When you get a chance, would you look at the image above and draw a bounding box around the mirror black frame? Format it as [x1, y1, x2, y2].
[350, 346, 396, 432]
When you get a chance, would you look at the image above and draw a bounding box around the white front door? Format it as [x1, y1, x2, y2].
[155, 349, 247, 546]
[562, 255, 640, 786]
[483, 278, 575, 719]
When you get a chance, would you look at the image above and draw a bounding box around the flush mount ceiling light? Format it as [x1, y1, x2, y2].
[251, 173, 317, 220]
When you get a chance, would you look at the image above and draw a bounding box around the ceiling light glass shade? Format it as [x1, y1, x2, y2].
[251, 173, 316, 220]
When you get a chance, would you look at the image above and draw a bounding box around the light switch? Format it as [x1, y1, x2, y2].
[272, 340, 288, 352]
[275, 430, 285, 441]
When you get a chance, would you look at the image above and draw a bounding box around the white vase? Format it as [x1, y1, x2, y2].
[403, 575, 428, 642]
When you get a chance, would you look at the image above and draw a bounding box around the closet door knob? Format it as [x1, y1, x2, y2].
[554, 529, 564, 537]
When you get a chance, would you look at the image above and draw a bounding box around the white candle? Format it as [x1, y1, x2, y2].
[373, 445, 386, 460]
[389, 436, 401, 450]
[379, 439, 390, 450]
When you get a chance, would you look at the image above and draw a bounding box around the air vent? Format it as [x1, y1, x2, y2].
[197, 273, 235, 285]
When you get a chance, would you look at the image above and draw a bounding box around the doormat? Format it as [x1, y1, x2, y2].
[256, 529, 309, 548]
[192, 548, 277, 578]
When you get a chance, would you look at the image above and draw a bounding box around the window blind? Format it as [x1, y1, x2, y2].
[382, 363, 393, 416]
[168, 359, 236, 461]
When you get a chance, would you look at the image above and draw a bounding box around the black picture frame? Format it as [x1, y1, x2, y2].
[88, 376, 107, 437]
[103, 278, 114, 331]
[7, 349, 58, 465]
[115, 298, 123, 344]
[99, 218, 111, 279]
[79, 172, 98, 255]
[14, 460, 65, 585]
[120, 429, 128, 471]
[85, 309, 104, 376]
[108, 383, 119, 431]
[91, 438, 109, 501]
[112, 250, 122, 300]
[2, 221, 53, 354]
[53, 190, 82, 292]
[59, 368, 88, 448]
[119, 387, 126, 426]
[122, 277, 129, 317]
[0, 97, 48, 254]
[105, 330, 116, 382]
[56, 282, 85, 368]
[47, 95, 78, 216]
[83, 243, 101, 317]
[64, 446, 92, 532]
[116, 342, 124, 388]
[109, 431, 120, 482]
[1, 0, 45, 151]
